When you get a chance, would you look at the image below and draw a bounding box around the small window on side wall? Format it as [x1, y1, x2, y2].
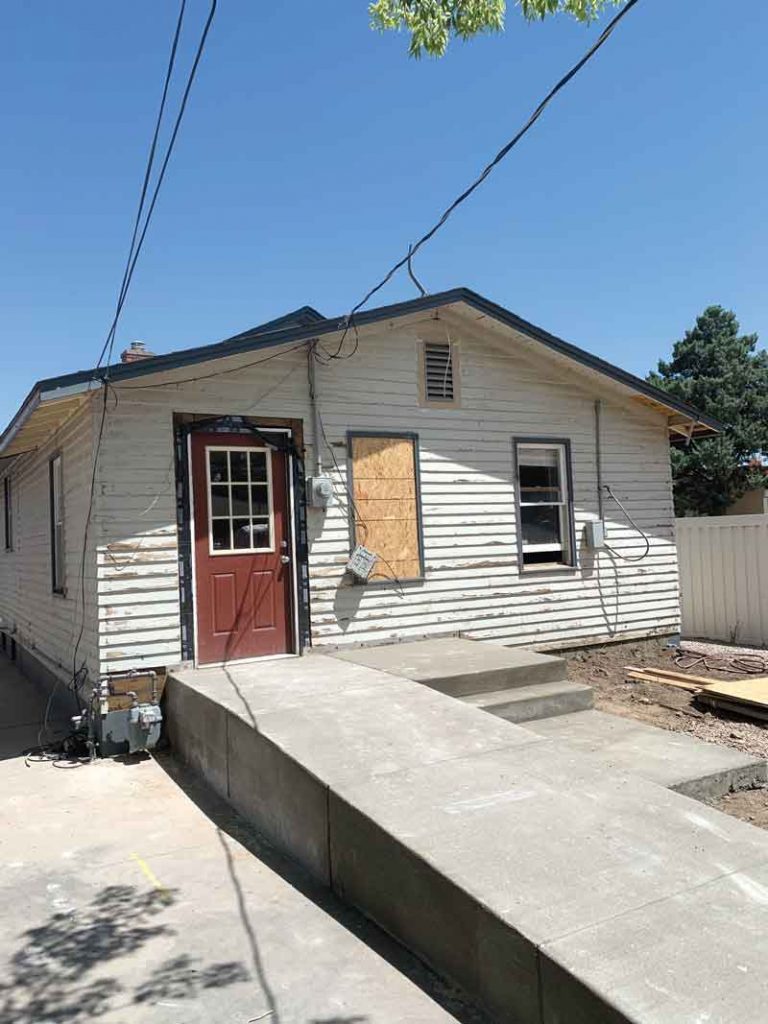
[349, 433, 424, 582]
[3, 476, 11, 551]
[49, 454, 65, 593]
[514, 440, 575, 570]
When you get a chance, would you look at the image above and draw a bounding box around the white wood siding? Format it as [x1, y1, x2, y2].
[93, 345, 312, 673]
[311, 322, 679, 650]
[90, 316, 679, 672]
[0, 401, 98, 682]
[676, 515, 768, 647]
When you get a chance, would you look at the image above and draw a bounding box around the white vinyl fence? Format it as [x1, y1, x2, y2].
[676, 515, 768, 648]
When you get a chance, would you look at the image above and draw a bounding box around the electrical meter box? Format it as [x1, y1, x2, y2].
[307, 475, 336, 508]
[585, 520, 606, 549]
[347, 545, 378, 581]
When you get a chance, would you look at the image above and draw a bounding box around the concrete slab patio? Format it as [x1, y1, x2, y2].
[167, 649, 768, 1024]
[0, 653, 476, 1024]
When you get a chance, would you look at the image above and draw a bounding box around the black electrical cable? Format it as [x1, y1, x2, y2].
[112, 341, 308, 389]
[98, 0, 218, 374]
[94, 0, 188, 371]
[70, 0, 218, 706]
[324, 0, 640, 360]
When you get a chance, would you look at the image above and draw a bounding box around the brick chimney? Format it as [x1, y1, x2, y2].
[120, 341, 155, 364]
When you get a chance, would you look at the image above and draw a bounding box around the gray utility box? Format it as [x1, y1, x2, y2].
[307, 475, 336, 508]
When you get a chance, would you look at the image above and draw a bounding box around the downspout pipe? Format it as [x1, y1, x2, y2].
[595, 399, 604, 521]
[308, 341, 322, 476]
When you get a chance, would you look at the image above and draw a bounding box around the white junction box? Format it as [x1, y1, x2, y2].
[585, 520, 606, 549]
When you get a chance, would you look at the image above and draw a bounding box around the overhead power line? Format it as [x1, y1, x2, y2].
[95, 0, 218, 371]
[70, 0, 218, 699]
[323, 0, 640, 359]
[94, 0, 188, 371]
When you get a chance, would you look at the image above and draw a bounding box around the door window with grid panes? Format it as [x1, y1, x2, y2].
[206, 447, 273, 554]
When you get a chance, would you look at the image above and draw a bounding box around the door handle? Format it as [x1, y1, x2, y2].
[280, 555, 291, 565]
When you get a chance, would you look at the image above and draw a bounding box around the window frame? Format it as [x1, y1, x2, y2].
[419, 339, 461, 409]
[512, 437, 577, 573]
[346, 430, 426, 585]
[49, 452, 66, 594]
[3, 475, 11, 552]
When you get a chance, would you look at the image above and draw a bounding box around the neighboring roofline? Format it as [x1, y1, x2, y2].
[3, 288, 723, 447]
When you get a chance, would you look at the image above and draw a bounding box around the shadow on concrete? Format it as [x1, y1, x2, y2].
[0, 883, 248, 1024]
[156, 752, 492, 1024]
[310, 1018, 368, 1023]
[310, 1018, 368, 1024]
[216, 827, 280, 1023]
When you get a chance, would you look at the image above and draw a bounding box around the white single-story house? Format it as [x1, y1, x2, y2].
[0, 288, 719, 690]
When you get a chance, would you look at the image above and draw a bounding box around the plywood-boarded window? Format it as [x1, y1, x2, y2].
[349, 434, 423, 582]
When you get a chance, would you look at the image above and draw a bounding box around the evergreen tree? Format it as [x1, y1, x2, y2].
[649, 306, 768, 516]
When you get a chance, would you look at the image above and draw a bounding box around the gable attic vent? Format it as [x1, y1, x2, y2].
[424, 342, 455, 402]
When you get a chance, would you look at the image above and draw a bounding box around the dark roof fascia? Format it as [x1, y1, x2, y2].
[454, 289, 724, 433]
[33, 292, 459, 394]
[26, 287, 722, 434]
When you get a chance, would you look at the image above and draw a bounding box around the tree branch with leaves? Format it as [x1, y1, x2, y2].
[370, 0, 626, 57]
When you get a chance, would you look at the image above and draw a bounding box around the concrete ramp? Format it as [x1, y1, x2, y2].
[167, 652, 768, 1024]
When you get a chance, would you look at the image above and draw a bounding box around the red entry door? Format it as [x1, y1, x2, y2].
[191, 432, 294, 665]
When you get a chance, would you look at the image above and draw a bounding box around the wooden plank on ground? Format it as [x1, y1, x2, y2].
[694, 677, 768, 711]
[627, 665, 726, 688]
[624, 667, 703, 692]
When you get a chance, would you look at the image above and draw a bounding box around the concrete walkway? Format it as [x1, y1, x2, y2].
[169, 653, 768, 1024]
[0, 654, 475, 1024]
[526, 708, 768, 799]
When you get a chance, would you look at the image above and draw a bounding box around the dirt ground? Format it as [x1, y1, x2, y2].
[562, 638, 768, 829]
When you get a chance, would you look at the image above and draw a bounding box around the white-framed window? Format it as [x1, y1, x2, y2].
[206, 446, 274, 555]
[49, 454, 65, 593]
[514, 440, 575, 570]
[3, 476, 11, 552]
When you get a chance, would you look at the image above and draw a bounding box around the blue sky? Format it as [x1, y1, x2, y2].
[2, 1, 766, 426]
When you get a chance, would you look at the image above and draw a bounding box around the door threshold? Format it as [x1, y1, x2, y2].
[196, 652, 299, 670]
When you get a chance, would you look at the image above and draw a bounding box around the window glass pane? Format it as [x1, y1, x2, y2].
[232, 519, 252, 549]
[209, 450, 228, 483]
[230, 451, 248, 482]
[518, 446, 562, 503]
[521, 505, 562, 548]
[250, 486, 269, 517]
[212, 520, 231, 550]
[231, 485, 250, 517]
[250, 452, 267, 482]
[250, 519, 271, 549]
[207, 447, 273, 553]
[210, 485, 230, 517]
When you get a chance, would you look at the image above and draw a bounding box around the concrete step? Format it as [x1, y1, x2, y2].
[330, 637, 568, 697]
[462, 679, 594, 723]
